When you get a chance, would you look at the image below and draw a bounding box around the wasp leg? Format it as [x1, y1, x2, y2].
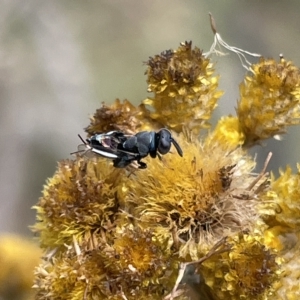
[113, 159, 129, 168]
[137, 159, 147, 169]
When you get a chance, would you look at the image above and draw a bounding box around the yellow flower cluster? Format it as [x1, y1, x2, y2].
[34, 227, 178, 300]
[32, 41, 300, 300]
[85, 99, 151, 135]
[0, 235, 41, 300]
[268, 165, 300, 228]
[262, 165, 300, 299]
[237, 57, 300, 147]
[144, 41, 223, 133]
[205, 116, 245, 151]
[202, 233, 280, 300]
[124, 140, 258, 260]
[33, 158, 126, 248]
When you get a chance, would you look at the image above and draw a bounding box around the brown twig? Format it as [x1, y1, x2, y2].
[83, 282, 89, 300]
[209, 13, 217, 35]
[247, 152, 272, 191]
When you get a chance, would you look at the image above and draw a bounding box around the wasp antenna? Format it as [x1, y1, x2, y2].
[171, 138, 183, 157]
[78, 134, 87, 145]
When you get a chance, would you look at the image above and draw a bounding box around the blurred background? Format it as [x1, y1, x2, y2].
[1, 0, 300, 237]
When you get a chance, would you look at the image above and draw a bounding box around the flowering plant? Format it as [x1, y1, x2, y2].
[33, 17, 300, 300]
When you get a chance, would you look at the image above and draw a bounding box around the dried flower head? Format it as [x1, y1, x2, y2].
[237, 57, 300, 146]
[122, 135, 266, 260]
[268, 165, 300, 229]
[256, 166, 300, 300]
[33, 158, 124, 248]
[201, 233, 280, 300]
[144, 41, 223, 133]
[35, 228, 179, 300]
[86, 99, 152, 135]
[273, 236, 300, 300]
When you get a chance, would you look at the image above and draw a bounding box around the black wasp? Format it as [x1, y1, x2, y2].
[73, 129, 183, 169]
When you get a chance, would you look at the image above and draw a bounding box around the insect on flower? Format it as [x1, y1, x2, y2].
[72, 129, 183, 169]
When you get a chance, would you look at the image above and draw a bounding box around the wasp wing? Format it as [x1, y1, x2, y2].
[96, 132, 141, 158]
[70, 144, 92, 156]
[73, 132, 141, 161]
[91, 147, 119, 158]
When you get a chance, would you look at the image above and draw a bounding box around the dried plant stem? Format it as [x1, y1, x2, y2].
[165, 237, 231, 300]
[247, 152, 272, 191]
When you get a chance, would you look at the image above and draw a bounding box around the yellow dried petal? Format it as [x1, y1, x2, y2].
[206, 115, 245, 150]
